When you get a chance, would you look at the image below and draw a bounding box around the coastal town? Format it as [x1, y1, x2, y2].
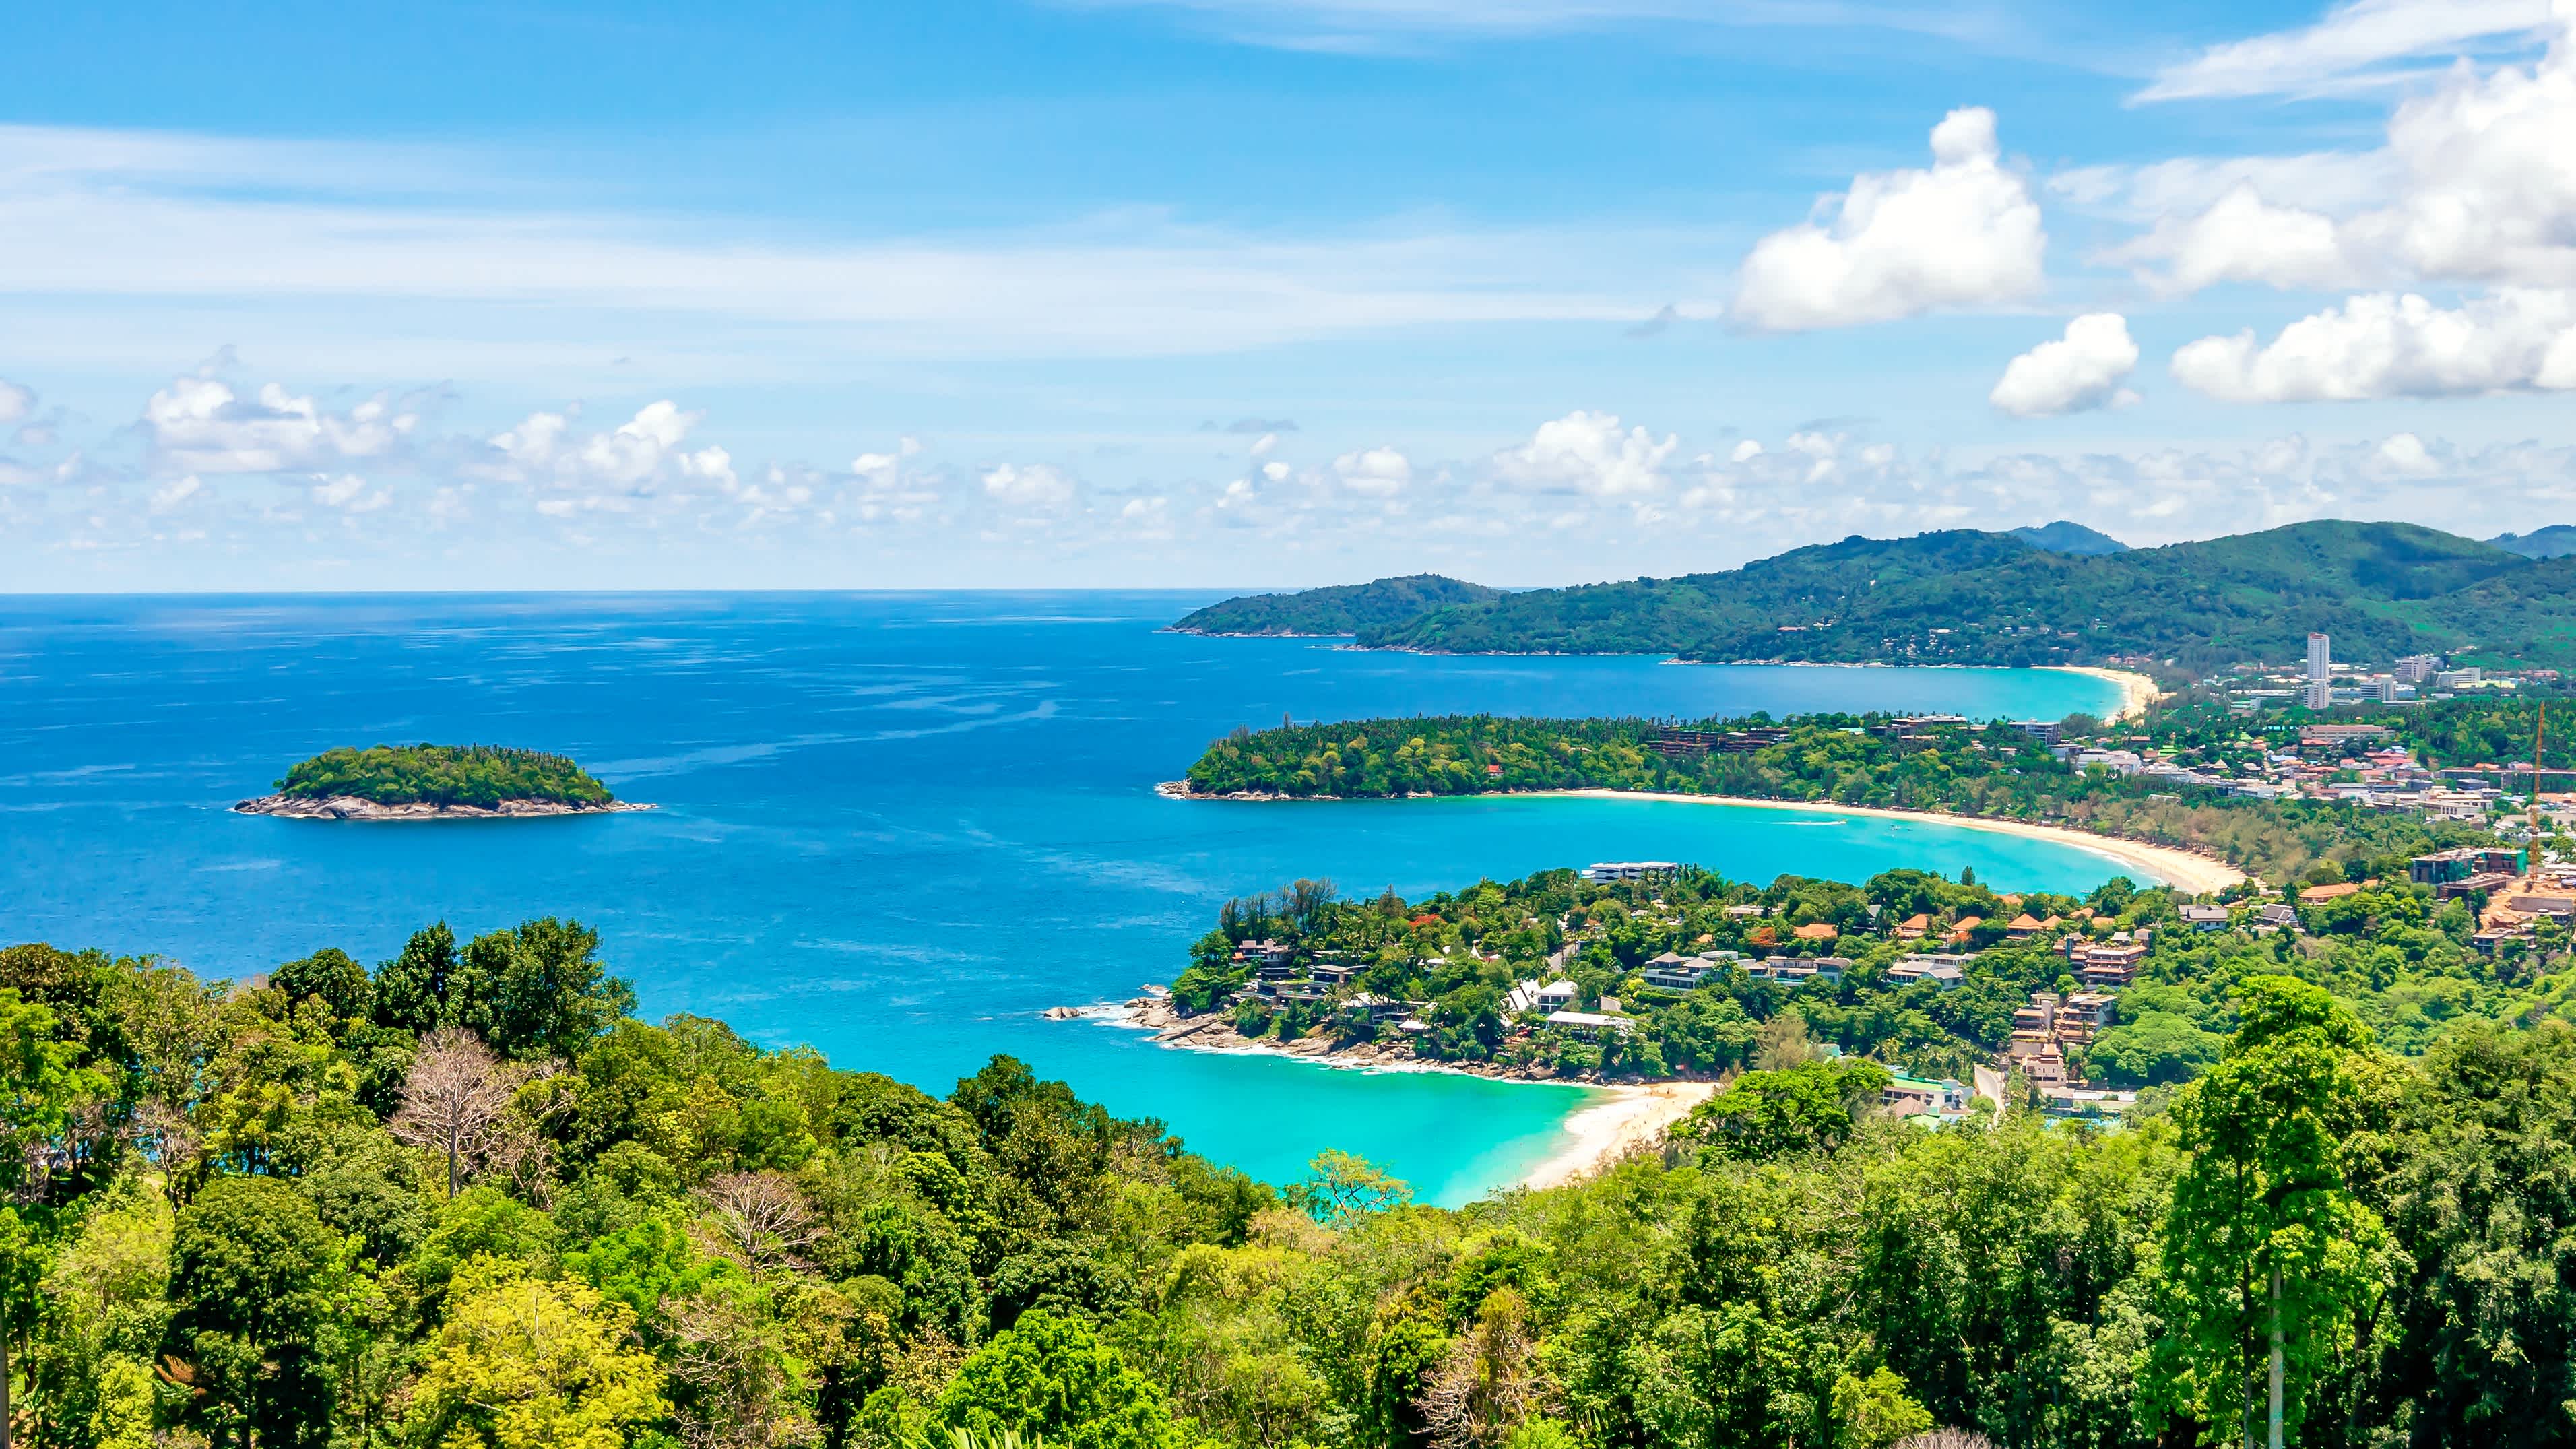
[1130, 674, 2576, 1152]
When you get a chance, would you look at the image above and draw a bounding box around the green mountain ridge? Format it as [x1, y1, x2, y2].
[1165, 571, 1504, 635]
[2009, 519, 2128, 554]
[2492, 525, 2576, 559]
[1174, 520, 2576, 670]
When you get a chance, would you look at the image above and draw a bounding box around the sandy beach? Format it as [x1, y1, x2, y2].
[1548, 788, 2245, 893]
[1520, 1081, 1715, 1188]
[2050, 666, 2162, 722]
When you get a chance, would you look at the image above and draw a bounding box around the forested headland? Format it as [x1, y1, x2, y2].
[3, 918, 2574, 1448]
[1169, 520, 2576, 671]
[1165, 854, 2558, 1086]
[1177, 713, 2478, 886]
[255, 744, 620, 810]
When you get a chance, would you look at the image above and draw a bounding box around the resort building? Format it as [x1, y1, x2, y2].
[1886, 954, 1968, 989]
[1585, 861, 1679, 882]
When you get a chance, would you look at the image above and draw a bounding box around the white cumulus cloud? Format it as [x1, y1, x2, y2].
[0, 380, 30, 424]
[143, 374, 414, 474]
[980, 463, 1076, 507]
[486, 400, 738, 507]
[2119, 14, 2576, 294]
[1731, 108, 2047, 331]
[1333, 446, 1412, 496]
[2172, 288, 2576, 401]
[1990, 314, 2144, 418]
[2108, 184, 2363, 293]
[309, 473, 389, 511]
[1490, 410, 1679, 496]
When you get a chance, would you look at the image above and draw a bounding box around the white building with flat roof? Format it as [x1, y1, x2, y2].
[1585, 861, 1679, 882]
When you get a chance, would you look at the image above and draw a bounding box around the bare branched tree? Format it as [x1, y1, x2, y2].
[484, 1059, 576, 1206]
[388, 1028, 520, 1196]
[1896, 1433, 1997, 1449]
[665, 1289, 820, 1449]
[1419, 1288, 1551, 1449]
[693, 1171, 820, 1275]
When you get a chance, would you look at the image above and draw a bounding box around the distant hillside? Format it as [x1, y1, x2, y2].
[2011, 520, 2127, 555]
[2491, 526, 2576, 559]
[1174, 521, 2576, 670]
[1168, 573, 1504, 636]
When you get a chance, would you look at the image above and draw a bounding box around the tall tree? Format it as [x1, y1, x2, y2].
[403, 1256, 668, 1449]
[164, 1176, 344, 1449]
[455, 920, 635, 1061]
[2154, 977, 2388, 1449]
[0, 989, 98, 1449]
[372, 922, 461, 1037]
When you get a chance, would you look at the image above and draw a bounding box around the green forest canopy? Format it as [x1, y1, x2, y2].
[1171, 519, 2576, 671]
[1180, 712, 2485, 884]
[5, 917, 2576, 1448]
[275, 743, 617, 808]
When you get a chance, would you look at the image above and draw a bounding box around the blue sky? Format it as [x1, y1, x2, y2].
[5, 0, 2575, 589]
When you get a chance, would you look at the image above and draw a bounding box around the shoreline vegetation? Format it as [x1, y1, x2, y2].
[239, 742, 645, 820]
[1165, 709, 2451, 887]
[1157, 781, 2241, 894]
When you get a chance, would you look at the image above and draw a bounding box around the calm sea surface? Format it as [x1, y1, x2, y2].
[0, 592, 2124, 1203]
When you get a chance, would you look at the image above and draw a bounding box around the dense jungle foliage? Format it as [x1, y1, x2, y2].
[1170, 521, 2576, 671]
[274, 746, 616, 808]
[2, 920, 2572, 1448]
[1180, 714, 2478, 885]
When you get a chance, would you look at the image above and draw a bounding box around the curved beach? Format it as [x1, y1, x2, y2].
[1521, 1082, 1715, 1188]
[1549, 787, 2243, 893]
[2050, 666, 2161, 722]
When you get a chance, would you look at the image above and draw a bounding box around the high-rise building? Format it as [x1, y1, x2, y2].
[2306, 633, 2332, 710]
[2395, 653, 2443, 685]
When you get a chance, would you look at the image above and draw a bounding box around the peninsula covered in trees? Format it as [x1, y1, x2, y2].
[1173, 712, 2482, 886]
[1169, 520, 2576, 672]
[7, 912, 2576, 1448]
[1169, 573, 1504, 637]
[235, 743, 647, 820]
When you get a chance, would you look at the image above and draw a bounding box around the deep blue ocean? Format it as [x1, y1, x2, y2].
[0, 592, 2125, 1203]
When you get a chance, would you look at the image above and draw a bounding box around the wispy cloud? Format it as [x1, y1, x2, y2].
[0, 124, 1685, 366]
[2135, 0, 2554, 102]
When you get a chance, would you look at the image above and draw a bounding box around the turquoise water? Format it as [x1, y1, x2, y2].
[0, 592, 2123, 1204]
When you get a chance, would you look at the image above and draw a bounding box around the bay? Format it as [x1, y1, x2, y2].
[0, 591, 2125, 1203]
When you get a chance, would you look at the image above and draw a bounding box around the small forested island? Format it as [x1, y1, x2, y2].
[11, 906, 2576, 1448]
[234, 742, 649, 820]
[1169, 518, 2576, 671]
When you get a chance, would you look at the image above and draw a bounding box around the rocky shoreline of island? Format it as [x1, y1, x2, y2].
[233, 794, 655, 822]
